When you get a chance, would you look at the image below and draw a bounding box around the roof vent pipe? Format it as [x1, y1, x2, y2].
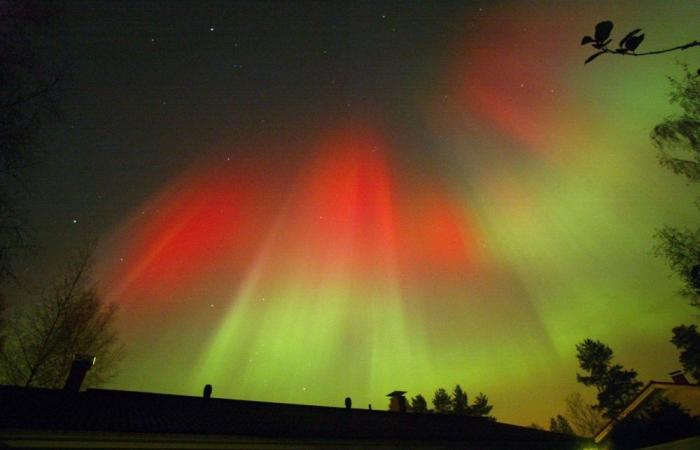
[63, 354, 95, 392]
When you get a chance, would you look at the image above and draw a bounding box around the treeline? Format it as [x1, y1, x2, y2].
[408, 385, 495, 419]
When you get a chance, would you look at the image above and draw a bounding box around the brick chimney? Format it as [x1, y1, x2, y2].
[63, 354, 95, 392]
[387, 391, 407, 412]
[670, 370, 690, 385]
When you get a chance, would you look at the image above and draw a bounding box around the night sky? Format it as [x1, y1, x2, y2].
[17, 0, 700, 426]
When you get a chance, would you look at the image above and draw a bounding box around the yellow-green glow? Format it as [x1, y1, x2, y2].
[94, 0, 700, 427]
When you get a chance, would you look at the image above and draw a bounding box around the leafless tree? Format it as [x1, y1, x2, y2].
[564, 392, 605, 438]
[0, 0, 63, 283]
[0, 252, 124, 388]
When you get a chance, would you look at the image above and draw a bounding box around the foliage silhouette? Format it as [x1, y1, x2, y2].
[470, 393, 494, 420]
[432, 388, 452, 413]
[411, 387, 494, 419]
[451, 384, 469, 415]
[652, 65, 700, 311]
[576, 339, 643, 419]
[581, 20, 699, 65]
[671, 324, 700, 382]
[410, 394, 428, 412]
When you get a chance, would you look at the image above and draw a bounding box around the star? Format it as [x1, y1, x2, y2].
[72, 218, 78, 224]
[209, 26, 215, 32]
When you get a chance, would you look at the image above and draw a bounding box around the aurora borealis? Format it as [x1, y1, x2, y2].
[24, 0, 700, 426]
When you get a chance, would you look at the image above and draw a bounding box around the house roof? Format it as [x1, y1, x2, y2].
[1, 385, 589, 449]
[594, 381, 700, 443]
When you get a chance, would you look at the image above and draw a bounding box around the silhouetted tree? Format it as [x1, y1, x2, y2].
[410, 394, 428, 413]
[576, 339, 643, 419]
[451, 384, 469, 415]
[549, 414, 575, 435]
[671, 324, 700, 382]
[608, 397, 700, 450]
[582, 27, 700, 384]
[581, 20, 699, 65]
[645, 64, 700, 377]
[0, 0, 63, 283]
[0, 252, 124, 387]
[425, 386, 495, 417]
[432, 388, 452, 414]
[650, 65, 700, 310]
[470, 393, 495, 420]
[564, 392, 605, 438]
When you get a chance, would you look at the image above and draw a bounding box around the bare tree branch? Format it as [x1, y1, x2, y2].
[0, 251, 124, 388]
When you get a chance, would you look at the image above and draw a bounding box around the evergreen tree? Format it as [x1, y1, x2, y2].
[432, 388, 452, 414]
[576, 339, 643, 419]
[549, 414, 575, 435]
[451, 384, 469, 415]
[470, 393, 495, 420]
[671, 324, 700, 382]
[410, 394, 428, 413]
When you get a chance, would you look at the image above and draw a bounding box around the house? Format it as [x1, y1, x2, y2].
[594, 371, 700, 449]
[0, 385, 591, 449]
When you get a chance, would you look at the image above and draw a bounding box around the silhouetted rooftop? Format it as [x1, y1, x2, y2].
[0, 385, 590, 449]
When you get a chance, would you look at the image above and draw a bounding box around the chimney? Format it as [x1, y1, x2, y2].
[670, 370, 690, 385]
[387, 391, 407, 412]
[63, 354, 95, 392]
